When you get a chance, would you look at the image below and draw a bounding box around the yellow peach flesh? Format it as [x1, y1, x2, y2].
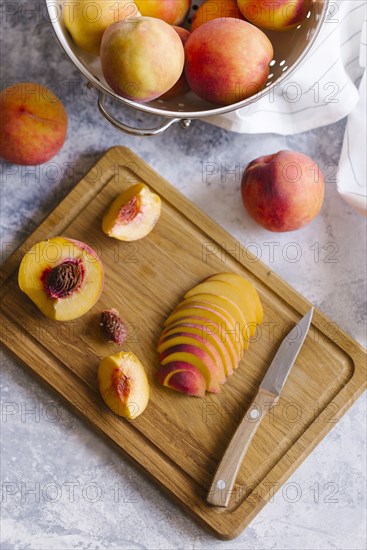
[207, 273, 264, 324]
[98, 352, 149, 419]
[18, 237, 104, 321]
[102, 183, 161, 241]
[180, 291, 252, 340]
[163, 304, 242, 373]
[159, 321, 236, 375]
[185, 280, 257, 337]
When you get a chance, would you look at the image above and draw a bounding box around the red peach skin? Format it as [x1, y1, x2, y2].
[184, 18, 273, 105]
[191, 0, 244, 31]
[159, 321, 236, 375]
[238, 0, 312, 31]
[156, 362, 206, 397]
[135, 0, 191, 25]
[0, 83, 67, 165]
[159, 26, 191, 100]
[160, 343, 225, 385]
[101, 17, 184, 102]
[241, 150, 325, 232]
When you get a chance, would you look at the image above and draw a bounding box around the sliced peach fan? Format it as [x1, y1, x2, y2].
[156, 273, 263, 396]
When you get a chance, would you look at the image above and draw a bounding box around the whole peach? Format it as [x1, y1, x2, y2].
[184, 18, 273, 105]
[63, 0, 141, 55]
[241, 150, 325, 232]
[191, 0, 244, 31]
[0, 83, 67, 165]
[237, 0, 312, 31]
[135, 0, 190, 25]
[101, 17, 185, 102]
[159, 26, 191, 100]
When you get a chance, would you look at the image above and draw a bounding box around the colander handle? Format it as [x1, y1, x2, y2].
[98, 92, 191, 137]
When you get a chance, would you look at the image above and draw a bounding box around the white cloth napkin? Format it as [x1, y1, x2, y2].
[205, 1, 366, 215]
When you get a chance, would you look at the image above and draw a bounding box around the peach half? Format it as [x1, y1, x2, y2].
[102, 183, 161, 242]
[156, 362, 206, 397]
[18, 237, 104, 321]
[98, 351, 149, 419]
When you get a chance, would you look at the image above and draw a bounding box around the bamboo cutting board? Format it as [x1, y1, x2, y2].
[1, 147, 366, 540]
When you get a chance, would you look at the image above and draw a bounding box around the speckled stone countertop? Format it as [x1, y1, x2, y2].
[1, 5, 366, 550]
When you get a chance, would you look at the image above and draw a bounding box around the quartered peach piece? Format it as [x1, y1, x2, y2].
[18, 237, 104, 321]
[98, 351, 149, 419]
[102, 183, 161, 242]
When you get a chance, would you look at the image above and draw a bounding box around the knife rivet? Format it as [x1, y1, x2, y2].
[217, 479, 226, 490]
[250, 408, 260, 419]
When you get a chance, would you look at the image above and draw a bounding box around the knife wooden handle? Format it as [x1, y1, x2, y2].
[207, 387, 279, 508]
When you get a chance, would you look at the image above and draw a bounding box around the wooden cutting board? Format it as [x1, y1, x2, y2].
[1, 147, 365, 540]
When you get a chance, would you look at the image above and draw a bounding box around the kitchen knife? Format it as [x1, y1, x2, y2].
[207, 308, 314, 508]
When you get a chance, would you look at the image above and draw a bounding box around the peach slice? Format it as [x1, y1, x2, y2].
[163, 309, 240, 378]
[168, 301, 246, 354]
[98, 351, 149, 419]
[185, 280, 257, 336]
[158, 332, 226, 379]
[156, 362, 206, 397]
[164, 304, 242, 359]
[160, 348, 222, 393]
[159, 321, 236, 375]
[102, 183, 161, 241]
[18, 237, 104, 321]
[206, 273, 263, 324]
[178, 292, 251, 343]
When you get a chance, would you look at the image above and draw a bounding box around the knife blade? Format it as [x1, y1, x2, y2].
[207, 308, 314, 508]
[260, 307, 314, 396]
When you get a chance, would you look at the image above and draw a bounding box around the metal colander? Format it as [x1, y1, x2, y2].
[46, 0, 329, 135]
